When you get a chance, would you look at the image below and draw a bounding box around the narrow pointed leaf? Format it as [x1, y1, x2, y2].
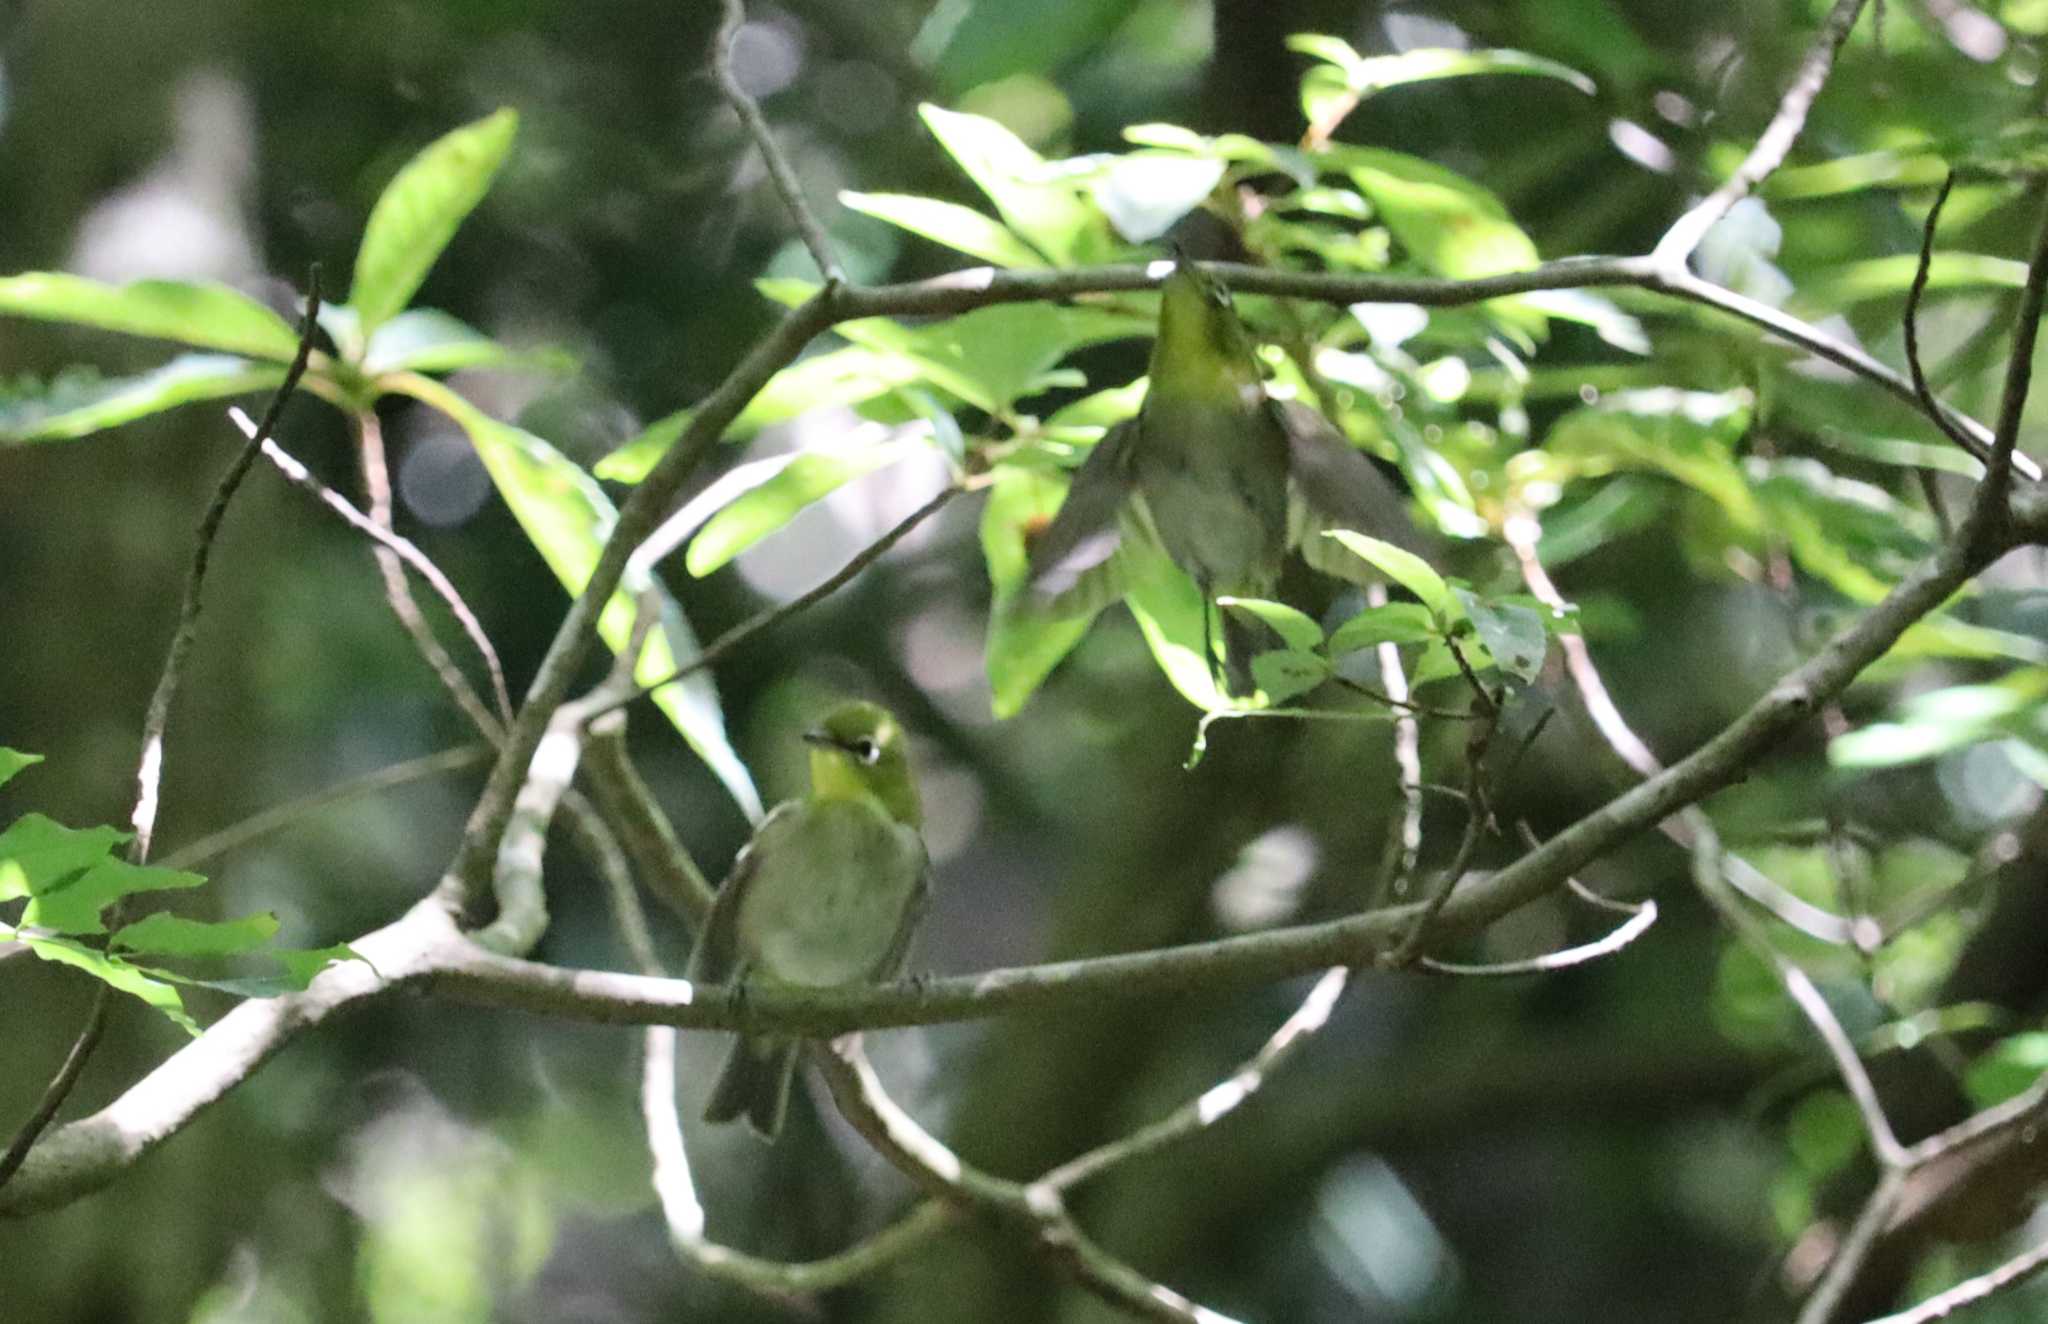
[1324, 530, 1457, 622]
[13, 931, 198, 1034]
[0, 273, 301, 359]
[1328, 602, 1438, 655]
[395, 377, 762, 821]
[1219, 597, 1324, 653]
[840, 191, 1047, 267]
[0, 748, 42, 791]
[919, 104, 1096, 264]
[1252, 650, 1331, 704]
[0, 353, 285, 443]
[686, 441, 915, 576]
[1126, 563, 1231, 713]
[25, 856, 208, 935]
[362, 308, 570, 377]
[0, 814, 127, 894]
[350, 108, 518, 338]
[112, 910, 280, 957]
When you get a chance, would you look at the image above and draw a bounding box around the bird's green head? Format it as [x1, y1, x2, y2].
[801, 701, 921, 827]
[1152, 254, 1261, 398]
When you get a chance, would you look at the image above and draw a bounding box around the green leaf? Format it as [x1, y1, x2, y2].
[839, 191, 1047, 267]
[1331, 146, 1539, 280]
[111, 910, 280, 957]
[0, 354, 286, 443]
[361, 308, 570, 377]
[158, 944, 366, 998]
[0, 861, 25, 903]
[1251, 649, 1332, 704]
[919, 104, 1096, 264]
[1800, 253, 2029, 311]
[1089, 154, 1225, 243]
[685, 441, 916, 576]
[350, 108, 518, 339]
[1544, 389, 1760, 528]
[1219, 597, 1323, 653]
[1126, 563, 1231, 713]
[595, 340, 932, 482]
[25, 856, 208, 935]
[982, 466, 1100, 718]
[1829, 670, 2048, 768]
[1290, 38, 1594, 128]
[1455, 588, 1548, 683]
[397, 377, 763, 822]
[821, 299, 1138, 416]
[0, 748, 42, 791]
[1323, 530, 1457, 622]
[11, 930, 197, 1034]
[1328, 602, 1438, 655]
[0, 813, 126, 894]
[0, 273, 302, 360]
[1965, 1032, 2048, 1108]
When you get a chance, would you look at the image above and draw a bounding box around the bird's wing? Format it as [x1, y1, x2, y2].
[1025, 418, 1141, 617]
[686, 801, 799, 984]
[1272, 398, 1432, 583]
[872, 828, 933, 981]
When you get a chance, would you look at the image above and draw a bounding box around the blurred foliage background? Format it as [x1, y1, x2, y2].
[5, 0, 2048, 1320]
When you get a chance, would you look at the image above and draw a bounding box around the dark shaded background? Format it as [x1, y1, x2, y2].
[3, 1, 2045, 1320]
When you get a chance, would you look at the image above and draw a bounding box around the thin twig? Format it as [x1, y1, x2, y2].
[1799, 1168, 1907, 1324]
[1965, 189, 2048, 545]
[816, 1039, 1242, 1323]
[1502, 509, 1862, 947]
[597, 481, 962, 718]
[1418, 883, 1656, 977]
[353, 406, 512, 730]
[158, 745, 490, 872]
[1037, 966, 1353, 1193]
[1654, 0, 1873, 268]
[131, 270, 323, 863]
[0, 271, 323, 1192]
[1869, 1236, 2048, 1324]
[226, 412, 511, 737]
[1693, 823, 1907, 1169]
[714, 0, 844, 283]
[0, 985, 109, 1190]
[1372, 582, 1424, 899]
[1903, 171, 1970, 539]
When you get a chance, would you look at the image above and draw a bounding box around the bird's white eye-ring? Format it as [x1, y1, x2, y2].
[852, 737, 881, 765]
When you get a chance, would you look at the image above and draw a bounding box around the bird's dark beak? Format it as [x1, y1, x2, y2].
[801, 728, 836, 750]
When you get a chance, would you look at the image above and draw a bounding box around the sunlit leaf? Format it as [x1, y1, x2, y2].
[350, 108, 518, 338]
[685, 440, 917, 576]
[396, 377, 762, 821]
[1455, 587, 1547, 682]
[1328, 601, 1438, 655]
[0, 814, 127, 895]
[24, 856, 208, 935]
[0, 747, 43, 791]
[1545, 389, 1759, 528]
[111, 910, 280, 957]
[1127, 562, 1232, 713]
[1965, 1032, 2048, 1108]
[1331, 146, 1539, 280]
[840, 191, 1047, 267]
[1291, 38, 1594, 129]
[983, 466, 1100, 718]
[1089, 154, 1225, 243]
[361, 308, 571, 377]
[1800, 253, 2028, 311]
[1323, 530, 1457, 622]
[0, 354, 285, 444]
[0, 273, 302, 360]
[920, 104, 1097, 263]
[1219, 597, 1323, 653]
[9, 929, 197, 1034]
[1251, 649, 1331, 704]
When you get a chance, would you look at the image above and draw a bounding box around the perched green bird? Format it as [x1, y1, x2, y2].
[1026, 255, 1429, 696]
[687, 701, 929, 1140]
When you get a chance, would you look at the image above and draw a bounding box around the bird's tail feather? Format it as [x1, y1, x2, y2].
[705, 1036, 798, 1141]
